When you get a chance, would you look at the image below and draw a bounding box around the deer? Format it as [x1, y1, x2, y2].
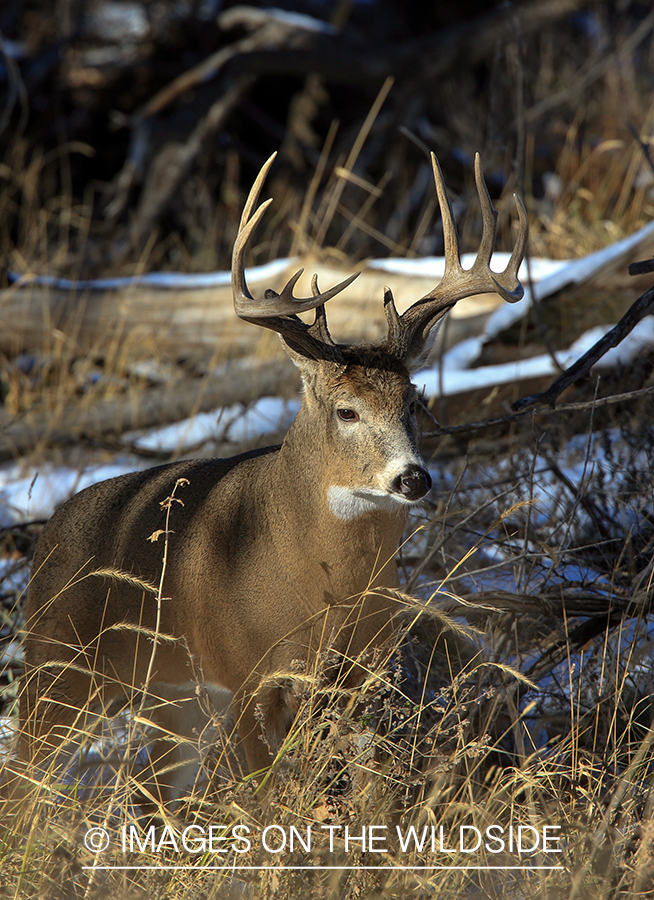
[20, 151, 528, 795]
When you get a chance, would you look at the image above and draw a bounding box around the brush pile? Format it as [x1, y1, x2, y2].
[1, 0, 654, 274]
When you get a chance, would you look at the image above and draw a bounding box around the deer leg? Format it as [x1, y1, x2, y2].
[232, 678, 302, 775]
[135, 682, 238, 808]
[19, 657, 120, 766]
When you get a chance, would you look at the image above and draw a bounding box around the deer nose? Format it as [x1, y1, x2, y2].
[391, 465, 432, 501]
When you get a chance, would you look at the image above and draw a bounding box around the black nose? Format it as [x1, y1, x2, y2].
[391, 465, 432, 501]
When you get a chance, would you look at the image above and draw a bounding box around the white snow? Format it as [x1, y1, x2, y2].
[1, 307, 653, 525]
[0, 639, 23, 667]
[414, 354, 556, 397]
[369, 254, 566, 282]
[8, 257, 294, 291]
[225, 396, 299, 442]
[0, 398, 302, 526]
[131, 396, 300, 452]
[413, 313, 654, 399]
[0, 462, 137, 525]
[484, 217, 654, 338]
[0, 717, 18, 760]
[4, 231, 654, 529]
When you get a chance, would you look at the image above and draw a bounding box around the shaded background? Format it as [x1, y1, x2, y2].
[2, 0, 653, 278]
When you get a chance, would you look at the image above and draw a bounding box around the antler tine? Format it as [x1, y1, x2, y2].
[472, 152, 528, 303]
[505, 192, 529, 290]
[392, 152, 529, 359]
[273, 268, 360, 311]
[471, 152, 498, 272]
[308, 274, 335, 346]
[232, 151, 360, 320]
[232, 153, 276, 311]
[383, 286, 403, 346]
[430, 152, 464, 283]
[240, 151, 276, 234]
[468, 152, 526, 303]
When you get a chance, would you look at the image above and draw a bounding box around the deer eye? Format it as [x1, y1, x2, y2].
[409, 401, 417, 415]
[337, 408, 359, 422]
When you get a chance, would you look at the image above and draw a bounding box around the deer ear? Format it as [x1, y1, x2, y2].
[403, 314, 447, 373]
[278, 327, 344, 366]
[278, 334, 323, 377]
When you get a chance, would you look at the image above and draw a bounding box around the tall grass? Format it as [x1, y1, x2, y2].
[1, 623, 652, 899]
[1, 409, 653, 898]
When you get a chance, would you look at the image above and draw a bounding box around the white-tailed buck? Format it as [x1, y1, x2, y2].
[21, 151, 527, 786]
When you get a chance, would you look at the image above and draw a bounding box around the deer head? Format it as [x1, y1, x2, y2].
[232, 151, 528, 518]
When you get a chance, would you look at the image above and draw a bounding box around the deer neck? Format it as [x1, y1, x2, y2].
[266, 411, 408, 603]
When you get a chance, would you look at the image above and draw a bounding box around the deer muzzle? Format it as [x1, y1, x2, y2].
[391, 465, 432, 501]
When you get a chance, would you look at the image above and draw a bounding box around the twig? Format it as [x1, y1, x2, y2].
[140, 477, 189, 703]
[629, 258, 654, 276]
[129, 78, 252, 247]
[524, 7, 654, 125]
[422, 383, 654, 439]
[628, 121, 654, 180]
[0, 30, 29, 138]
[314, 76, 394, 249]
[509, 11, 563, 375]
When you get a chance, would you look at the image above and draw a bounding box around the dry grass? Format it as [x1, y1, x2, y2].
[0, 636, 652, 899]
[526, 116, 654, 260]
[1, 407, 653, 899]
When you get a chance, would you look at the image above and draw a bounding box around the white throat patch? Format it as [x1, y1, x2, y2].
[327, 485, 408, 521]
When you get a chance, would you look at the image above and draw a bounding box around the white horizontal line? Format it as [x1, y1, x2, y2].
[83, 865, 566, 872]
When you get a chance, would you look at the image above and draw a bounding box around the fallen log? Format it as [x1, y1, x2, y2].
[5, 217, 654, 364]
[0, 259, 500, 362]
[4, 220, 654, 462]
[0, 357, 299, 463]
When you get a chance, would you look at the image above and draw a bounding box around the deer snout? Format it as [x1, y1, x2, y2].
[391, 465, 432, 501]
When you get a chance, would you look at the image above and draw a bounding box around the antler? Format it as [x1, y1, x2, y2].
[384, 152, 529, 361]
[232, 150, 528, 364]
[231, 151, 359, 359]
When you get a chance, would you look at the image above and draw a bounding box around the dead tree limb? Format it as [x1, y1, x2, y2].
[0, 358, 299, 462]
[512, 282, 654, 411]
[423, 384, 654, 439]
